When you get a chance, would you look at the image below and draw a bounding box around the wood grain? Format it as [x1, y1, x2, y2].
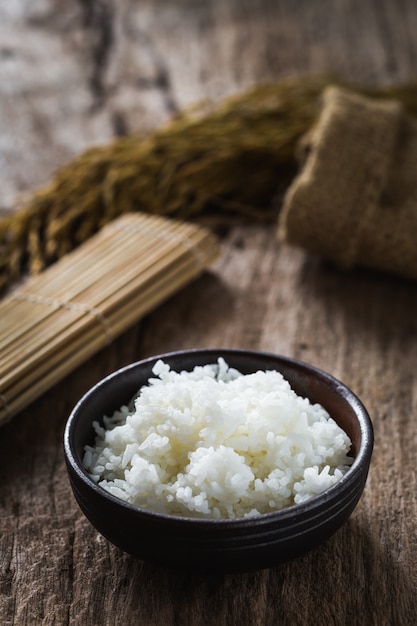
[1, 1, 417, 624]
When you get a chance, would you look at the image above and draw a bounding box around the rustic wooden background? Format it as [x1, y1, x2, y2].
[1, 1, 417, 624]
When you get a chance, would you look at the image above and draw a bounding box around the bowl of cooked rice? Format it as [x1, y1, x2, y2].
[64, 348, 373, 572]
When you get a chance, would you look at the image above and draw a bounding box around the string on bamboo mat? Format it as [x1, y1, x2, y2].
[2, 75, 417, 293]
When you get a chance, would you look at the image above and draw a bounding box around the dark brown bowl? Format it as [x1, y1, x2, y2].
[63, 349, 373, 573]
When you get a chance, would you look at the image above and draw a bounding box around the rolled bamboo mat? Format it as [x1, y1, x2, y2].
[0, 212, 219, 426]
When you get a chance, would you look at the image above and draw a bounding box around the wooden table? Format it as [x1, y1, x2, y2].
[1, 2, 416, 624]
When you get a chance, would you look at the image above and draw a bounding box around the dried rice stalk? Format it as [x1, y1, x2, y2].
[1, 75, 417, 293]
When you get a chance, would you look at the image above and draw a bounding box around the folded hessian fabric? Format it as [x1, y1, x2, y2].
[278, 85, 417, 280]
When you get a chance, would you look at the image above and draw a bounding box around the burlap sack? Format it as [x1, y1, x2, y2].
[278, 85, 417, 280]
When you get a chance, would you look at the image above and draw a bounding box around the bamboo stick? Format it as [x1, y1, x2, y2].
[0, 247, 215, 391]
[0, 216, 213, 343]
[0, 232, 215, 368]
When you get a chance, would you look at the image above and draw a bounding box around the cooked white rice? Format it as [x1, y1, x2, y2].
[83, 358, 352, 519]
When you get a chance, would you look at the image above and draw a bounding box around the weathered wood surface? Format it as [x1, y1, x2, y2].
[1, 1, 417, 624]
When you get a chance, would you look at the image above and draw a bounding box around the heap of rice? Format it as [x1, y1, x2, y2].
[83, 359, 353, 519]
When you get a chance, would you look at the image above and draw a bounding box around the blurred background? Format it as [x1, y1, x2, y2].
[1, 0, 415, 213]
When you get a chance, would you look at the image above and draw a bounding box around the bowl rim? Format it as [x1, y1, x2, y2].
[64, 348, 374, 527]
